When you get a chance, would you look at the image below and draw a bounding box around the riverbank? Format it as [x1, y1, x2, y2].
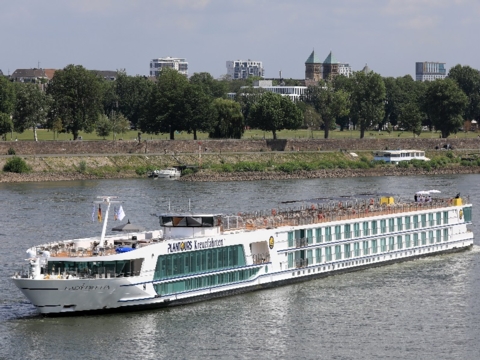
[2, 166, 480, 183]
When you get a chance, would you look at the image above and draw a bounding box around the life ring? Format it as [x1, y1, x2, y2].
[271, 209, 277, 216]
[369, 198, 374, 205]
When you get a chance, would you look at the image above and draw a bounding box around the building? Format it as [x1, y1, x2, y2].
[416, 62, 447, 81]
[150, 57, 188, 77]
[10, 68, 56, 83]
[305, 50, 322, 81]
[322, 51, 340, 80]
[91, 70, 118, 81]
[226, 60, 264, 79]
[227, 80, 307, 102]
[338, 63, 353, 77]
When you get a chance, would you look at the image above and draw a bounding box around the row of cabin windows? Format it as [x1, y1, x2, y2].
[153, 245, 246, 280]
[287, 229, 449, 268]
[153, 267, 260, 295]
[287, 212, 450, 246]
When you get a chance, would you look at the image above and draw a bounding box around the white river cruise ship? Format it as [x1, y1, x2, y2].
[11, 193, 473, 315]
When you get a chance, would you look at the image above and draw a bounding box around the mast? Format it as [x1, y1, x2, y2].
[94, 196, 120, 247]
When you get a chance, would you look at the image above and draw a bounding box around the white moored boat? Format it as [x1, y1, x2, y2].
[148, 168, 181, 179]
[374, 149, 430, 164]
[11, 192, 474, 316]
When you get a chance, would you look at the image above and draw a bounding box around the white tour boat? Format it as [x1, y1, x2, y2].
[148, 168, 181, 179]
[11, 193, 473, 316]
[374, 149, 430, 164]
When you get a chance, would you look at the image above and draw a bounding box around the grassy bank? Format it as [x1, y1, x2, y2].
[2, 150, 480, 183]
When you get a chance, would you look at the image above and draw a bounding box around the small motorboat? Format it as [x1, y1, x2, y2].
[148, 168, 181, 179]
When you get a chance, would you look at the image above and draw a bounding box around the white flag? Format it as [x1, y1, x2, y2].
[118, 205, 126, 221]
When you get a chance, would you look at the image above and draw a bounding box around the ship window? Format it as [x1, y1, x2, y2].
[363, 241, 369, 255]
[325, 227, 332, 242]
[388, 237, 395, 251]
[397, 236, 403, 249]
[443, 211, 449, 224]
[315, 248, 322, 263]
[354, 223, 361, 237]
[388, 218, 394, 232]
[413, 215, 419, 229]
[413, 233, 419, 246]
[344, 224, 351, 239]
[443, 228, 449, 241]
[46, 258, 144, 277]
[153, 245, 246, 280]
[436, 230, 441, 243]
[397, 217, 403, 231]
[380, 220, 387, 234]
[335, 225, 342, 240]
[421, 214, 427, 227]
[428, 213, 434, 226]
[372, 240, 378, 254]
[307, 250, 313, 265]
[315, 228, 323, 243]
[325, 247, 332, 261]
[380, 238, 387, 252]
[429, 231, 434, 244]
[371, 221, 378, 235]
[421, 232, 427, 245]
[363, 222, 369, 236]
[335, 245, 342, 260]
[405, 234, 411, 248]
[354, 242, 360, 257]
[344, 244, 351, 258]
[288, 232, 294, 247]
[436, 212, 442, 226]
[405, 216, 411, 230]
[288, 253, 294, 268]
[307, 229, 313, 245]
[463, 207, 472, 222]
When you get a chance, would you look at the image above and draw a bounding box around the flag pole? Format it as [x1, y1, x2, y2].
[94, 196, 119, 248]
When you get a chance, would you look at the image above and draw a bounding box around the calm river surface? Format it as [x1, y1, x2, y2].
[1, 175, 480, 359]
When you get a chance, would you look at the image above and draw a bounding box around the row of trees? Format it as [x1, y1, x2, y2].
[1, 64, 479, 141]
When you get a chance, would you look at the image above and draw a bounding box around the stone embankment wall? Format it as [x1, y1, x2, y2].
[1, 138, 480, 156]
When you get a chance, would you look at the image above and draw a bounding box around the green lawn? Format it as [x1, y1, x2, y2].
[6, 128, 479, 142]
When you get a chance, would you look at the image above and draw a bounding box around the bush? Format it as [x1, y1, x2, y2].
[182, 168, 195, 176]
[221, 164, 234, 172]
[3, 156, 31, 173]
[7, 148, 15, 155]
[233, 161, 264, 172]
[397, 161, 410, 169]
[78, 161, 87, 173]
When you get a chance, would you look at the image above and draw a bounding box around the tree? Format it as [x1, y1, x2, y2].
[209, 98, 244, 139]
[96, 113, 111, 139]
[423, 79, 468, 138]
[349, 71, 386, 138]
[448, 64, 480, 121]
[12, 83, 51, 141]
[141, 68, 189, 139]
[248, 92, 303, 139]
[0, 76, 16, 116]
[183, 85, 215, 140]
[235, 87, 265, 128]
[47, 64, 103, 140]
[111, 112, 131, 140]
[115, 72, 153, 129]
[398, 103, 423, 137]
[0, 112, 13, 141]
[302, 82, 350, 138]
[189, 72, 227, 99]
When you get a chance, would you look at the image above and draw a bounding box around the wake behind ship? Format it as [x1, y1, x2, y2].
[11, 192, 473, 315]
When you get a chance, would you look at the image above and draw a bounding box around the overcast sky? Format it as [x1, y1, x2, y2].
[1, 0, 479, 79]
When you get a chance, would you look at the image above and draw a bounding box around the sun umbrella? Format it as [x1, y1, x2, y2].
[111, 219, 145, 232]
[427, 190, 441, 194]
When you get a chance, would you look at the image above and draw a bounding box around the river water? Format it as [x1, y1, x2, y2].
[1, 175, 480, 359]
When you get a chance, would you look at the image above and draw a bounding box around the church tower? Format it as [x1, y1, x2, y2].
[305, 50, 322, 82]
[322, 51, 339, 80]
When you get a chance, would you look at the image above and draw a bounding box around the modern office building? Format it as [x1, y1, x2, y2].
[415, 62, 447, 81]
[227, 80, 306, 102]
[226, 60, 264, 79]
[150, 57, 188, 76]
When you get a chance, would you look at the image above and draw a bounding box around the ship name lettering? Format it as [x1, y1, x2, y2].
[194, 238, 224, 250]
[64, 283, 111, 291]
[167, 241, 193, 253]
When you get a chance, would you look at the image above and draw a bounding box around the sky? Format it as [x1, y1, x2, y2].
[1, 0, 479, 79]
